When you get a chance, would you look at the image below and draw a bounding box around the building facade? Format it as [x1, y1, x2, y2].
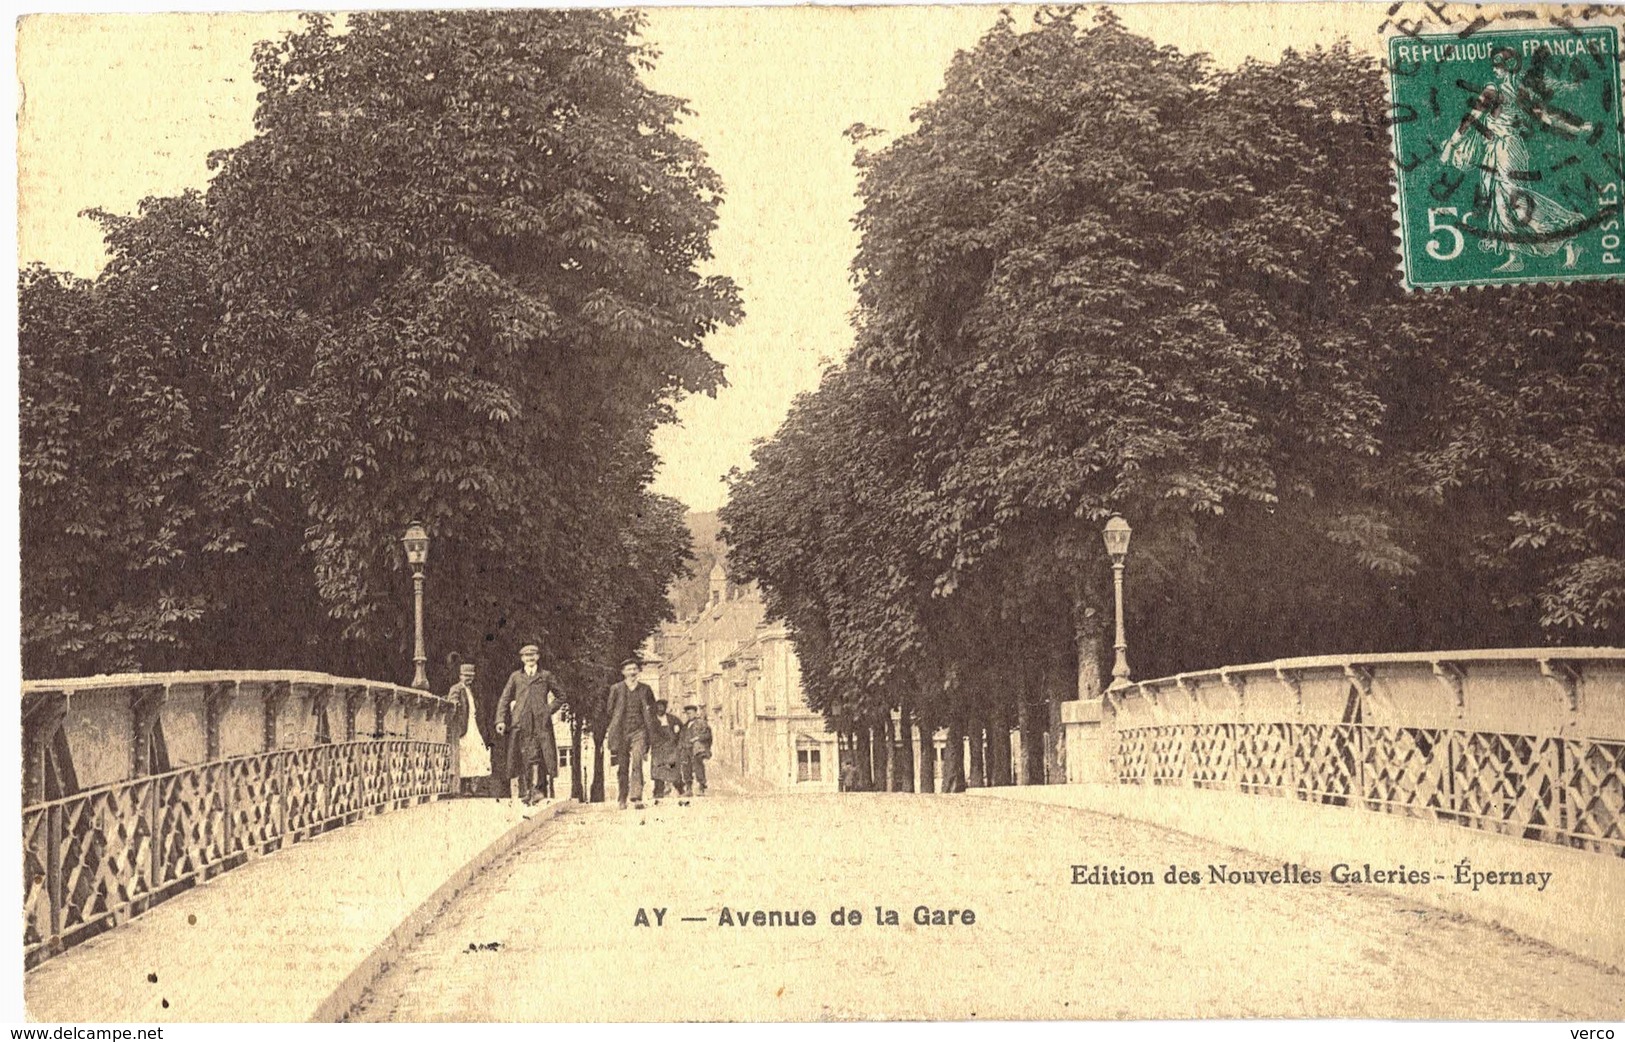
[655, 562, 840, 791]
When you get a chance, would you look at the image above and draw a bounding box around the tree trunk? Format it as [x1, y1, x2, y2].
[589, 720, 607, 803]
[571, 716, 585, 802]
[1021, 655, 1045, 785]
[988, 699, 1012, 787]
[896, 700, 916, 792]
[967, 715, 985, 789]
[857, 726, 875, 790]
[1072, 593, 1108, 783]
[1075, 597, 1107, 701]
[1044, 649, 1069, 784]
[1016, 690, 1034, 785]
[943, 715, 965, 793]
[916, 702, 936, 794]
[879, 715, 896, 792]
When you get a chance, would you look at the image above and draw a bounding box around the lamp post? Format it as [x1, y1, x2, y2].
[1102, 515, 1132, 692]
[402, 521, 430, 690]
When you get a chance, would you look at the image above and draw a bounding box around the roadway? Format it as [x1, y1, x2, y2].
[349, 790, 1624, 1021]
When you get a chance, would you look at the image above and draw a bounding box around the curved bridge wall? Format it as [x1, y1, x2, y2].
[1064, 649, 1625, 858]
[21, 671, 456, 967]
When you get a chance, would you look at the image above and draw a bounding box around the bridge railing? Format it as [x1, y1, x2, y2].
[21, 671, 456, 967]
[1064, 648, 1625, 857]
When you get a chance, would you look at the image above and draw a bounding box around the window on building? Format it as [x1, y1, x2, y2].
[797, 748, 822, 783]
[558, 746, 573, 770]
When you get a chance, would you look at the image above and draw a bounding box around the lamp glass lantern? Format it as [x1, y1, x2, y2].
[402, 521, 430, 571]
[1102, 514, 1132, 561]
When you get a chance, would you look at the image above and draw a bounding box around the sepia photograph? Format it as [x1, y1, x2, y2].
[12, 0, 1625, 1025]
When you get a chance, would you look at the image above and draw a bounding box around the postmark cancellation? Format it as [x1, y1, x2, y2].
[1387, 12, 1625, 289]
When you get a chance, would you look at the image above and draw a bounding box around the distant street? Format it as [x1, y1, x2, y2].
[350, 792, 1623, 1021]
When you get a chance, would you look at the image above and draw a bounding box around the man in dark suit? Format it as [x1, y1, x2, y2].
[604, 657, 655, 810]
[496, 642, 566, 804]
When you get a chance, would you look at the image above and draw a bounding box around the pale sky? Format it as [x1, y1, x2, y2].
[16, 3, 1382, 512]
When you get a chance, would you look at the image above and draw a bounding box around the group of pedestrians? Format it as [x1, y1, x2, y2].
[607, 658, 713, 809]
[445, 647, 713, 810]
[447, 643, 566, 803]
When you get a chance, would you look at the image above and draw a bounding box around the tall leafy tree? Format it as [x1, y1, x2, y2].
[20, 195, 224, 675]
[724, 363, 958, 787]
[20, 11, 737, 685]
[724, 10, 1624, 791]
[567, 490, 694, 801]
[200, 10, 740, 678]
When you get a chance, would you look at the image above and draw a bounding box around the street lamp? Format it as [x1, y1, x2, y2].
[1102, 515, 1132, 692]
[402, 521, 430, 690]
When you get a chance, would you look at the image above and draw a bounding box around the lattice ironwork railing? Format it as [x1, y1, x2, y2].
[1114, 724, 1625, 857]
[22, 739, 452, 967]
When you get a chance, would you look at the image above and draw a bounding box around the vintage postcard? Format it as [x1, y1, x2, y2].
[13, 0, 1625, 1026]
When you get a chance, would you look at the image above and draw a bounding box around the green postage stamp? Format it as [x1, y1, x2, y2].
[1388, 22, 1625, 290]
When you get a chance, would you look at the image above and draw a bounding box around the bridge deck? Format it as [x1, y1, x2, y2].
[24, 786, 1625, 1022]
[352, 791, 1624, 1021]
[23, 795, 563, 1022]
[974, 783, 1625, 969]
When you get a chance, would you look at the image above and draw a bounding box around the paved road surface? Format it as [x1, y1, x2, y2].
[351, 792, 1623, 1021]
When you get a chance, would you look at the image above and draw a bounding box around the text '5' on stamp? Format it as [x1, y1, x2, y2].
[1388, 23, 1625, 290]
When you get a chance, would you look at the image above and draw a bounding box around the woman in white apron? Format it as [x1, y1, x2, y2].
[448, 660, 494, 796]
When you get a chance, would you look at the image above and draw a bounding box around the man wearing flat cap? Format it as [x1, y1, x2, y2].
[496, 642, 566, 804]
[605, 657, 655, 809]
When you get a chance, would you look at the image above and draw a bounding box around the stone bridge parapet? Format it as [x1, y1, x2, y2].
[1063, 648, 1625, 857]
[21, 670, 456, 967]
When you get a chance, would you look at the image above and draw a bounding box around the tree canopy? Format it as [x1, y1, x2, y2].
[721, 10, 1624, 789]
[21, 195, 225, 676]
[21, 11, 739, 694]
